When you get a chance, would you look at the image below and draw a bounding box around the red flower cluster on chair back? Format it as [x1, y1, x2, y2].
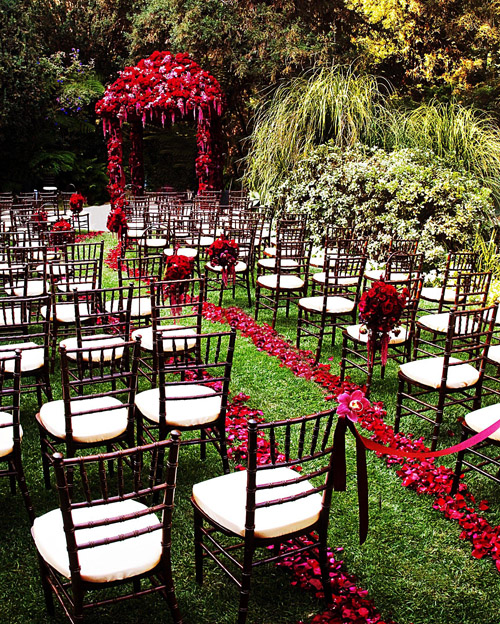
[69, 193, 85, 214]
[106, 206, 128, 235]
[50, 219, 75, 248]
[358, 279, 408, 365]
[164, 253, 195, 315]
[31, 209, 48, 232]
[208, 236, 239, 286]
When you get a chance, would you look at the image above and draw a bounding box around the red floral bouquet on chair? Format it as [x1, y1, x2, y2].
[69, 193, 85, 214]
[49, 219, 75, 248]
[106, 207, 128, 236]
[31, 209, 48, 232]
[207, 236, 239, 286]
[358, 279, 408, 366]
[163, 252, 195, 315]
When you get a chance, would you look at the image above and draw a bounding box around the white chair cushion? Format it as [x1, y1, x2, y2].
[206, 261, 247, 273]
[487, 344, 500, 364]
[60, 336, 125, 361]
[258, 258, 298, 270]
[57, 281, 94, 293]
[364, 269, 409, 283]
[105, 297, 152, 317]
[184, 236, 214, 247]
[0, 263, 24, 275]
[164, 247, 198, 259]
[312, 272, 359, 286]
[139, 238, 167, 247]
[135, 385, 221, 426]
[192, 466, 323, 539]
[5, 280, 48, 297]
[0, 412, 22, 458]
[41, 302, 92, 323]
[298, 296, 355, 314]
[32, 500, 162, 583]
[346, 324, 408, 345]
[131, 325, 197, 352]
[38, 396, 128, 443]
[421, 287, 457, 303]
[0, 308, 23, 326]
[0, 342, 44, 371]
[257, 274, 304, 290]
[126, 228, 146, 238]
[418, 313, 478, 335]
[465, 403, 500, 442]
[400, 357, 480, 389]
[263, 246, 277, 257]
[364, 269, 385, 281]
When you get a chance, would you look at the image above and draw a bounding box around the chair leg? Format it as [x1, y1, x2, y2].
[193, 508, 204, 585]
[451, 427, 469, 495]
[37, 555, 55, 616]
[339, 336, 347, 383]
[238, 547, 254, 624]
[271, 290, 280, 329]
[430, 392, 446, 452]
[314, 323, 325, 365]
[317, 533, 332, 605]
[254, 285, 260, 321]
[246, 274, 252, 307]
[39, 432, 52, 490]
[394, 375, 405, 434]
[296, 308, 303, 349]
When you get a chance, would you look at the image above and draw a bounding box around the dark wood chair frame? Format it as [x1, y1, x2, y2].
[191, 409, 338, 624]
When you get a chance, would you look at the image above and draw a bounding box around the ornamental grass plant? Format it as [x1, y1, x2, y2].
[2, 234, 500, 624]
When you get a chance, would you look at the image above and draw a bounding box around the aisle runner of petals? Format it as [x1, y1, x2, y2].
[105, 242, 499, 622]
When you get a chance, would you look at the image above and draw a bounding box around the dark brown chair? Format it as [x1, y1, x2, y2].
[0, 350, 34, 521]
[32, 437, 183, 624]
[131, 277, 204, 384]
[117, 253, 165, 323]
[37, 338, 141, 489]
[135, 328, 236, 474]
[297, 253, 366, 364]
[340, 275, 423, 396]
[0, 295, 52, 407]
[255, 227, 311, 328]
[395, 303, 497, 451]
[191, 408, 338, 624]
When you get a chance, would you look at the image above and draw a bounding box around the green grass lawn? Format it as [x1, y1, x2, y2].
[2, 234, 500, 624]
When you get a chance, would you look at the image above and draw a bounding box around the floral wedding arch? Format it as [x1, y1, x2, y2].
[96, 51, 225, 216]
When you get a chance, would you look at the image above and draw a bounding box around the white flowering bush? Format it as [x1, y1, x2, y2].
[271, 142, 495, 268]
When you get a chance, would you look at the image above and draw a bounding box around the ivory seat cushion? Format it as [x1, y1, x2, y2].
[105, 296, 152, 317]
[41, 302, 92, 323]
[0, 263, 24, 275]
[0, 308, 23, 326]
[60, 335, 125, 361]
[206, 261, 247, 273]
[298, 296, 355, 314]
[192, 466, 322, 539]
[135, 384, 221, 426]
[465, 403, 500, 442]
[5, 280, 48, 297]
[139, 238, 167, 247]
[184, 236, 214, 247]
[0, 342, 44, 371]
[418, 313, 478, 335]
[0, 412, 22, 457]
[57, 281, 94, 293]
[487, 344, 500, 364]
[263, 246, 277, 257]
[32, 500, 162, 583]
[400, 357, 480, 389]
[257, 258, 298, 270]
[164, 247, 197, 259]
[38, 396, 128, 443]
[365, 269, 409, 283]
[346, 324, 408, 345]
[131, 325, 197, 352]
[257, 274, 304, 290]
[421, 287, 457, 303]
[126, 228, 146, 238]
[312, 272, 359, 286]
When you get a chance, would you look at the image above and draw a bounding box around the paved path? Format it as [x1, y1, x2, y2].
[83, 204, 111, 231]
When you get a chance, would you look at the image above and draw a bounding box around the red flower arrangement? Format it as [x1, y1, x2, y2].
[49, 219, 75, 248]
[31, 209, 48, 232]
[207, 236, 239, 286]
[358, 279, 408, 366]
[106, 207, 128, 235]
[163, 252, 195, 314]
[69, 192, 85, 214]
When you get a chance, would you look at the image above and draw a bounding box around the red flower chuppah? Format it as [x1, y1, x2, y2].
[96, 50, 226, 230]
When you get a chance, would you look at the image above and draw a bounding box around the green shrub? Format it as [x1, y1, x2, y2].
[271, 142, 495, 266]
